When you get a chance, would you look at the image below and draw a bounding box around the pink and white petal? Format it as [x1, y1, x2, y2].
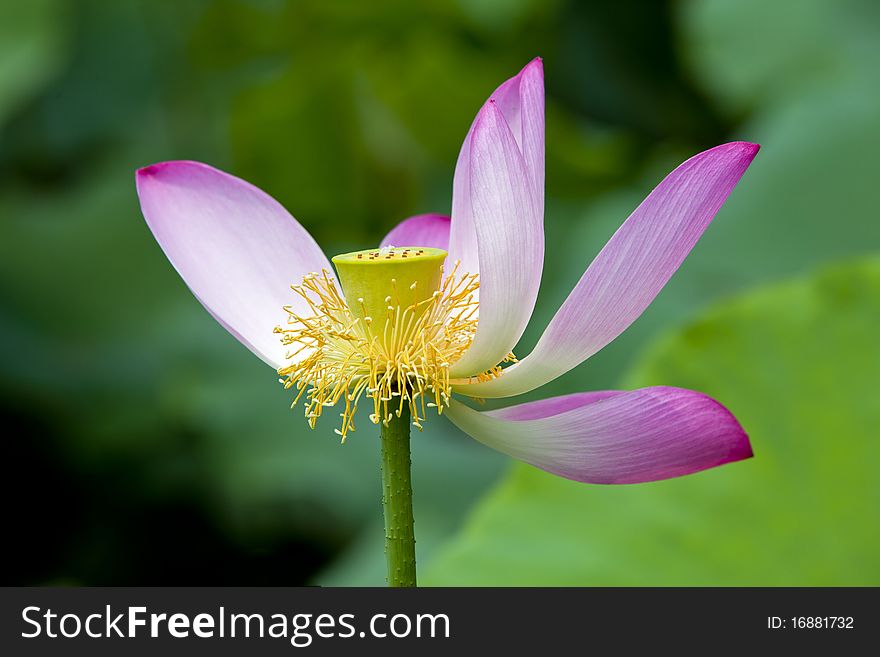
[448, 129, 480, 278]
[136, 161, 331, 369]
[380, 213, 451, 251]
[457, 142, 760, 398]
[489, 390, 626, 420]
[488, 57, 545, 211]
[445, 387, 753, 484]
[446, 59, 545, 364]
[448, 101, 544, 377]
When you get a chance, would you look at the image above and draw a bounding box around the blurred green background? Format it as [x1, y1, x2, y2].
[2, 0, 877, 586]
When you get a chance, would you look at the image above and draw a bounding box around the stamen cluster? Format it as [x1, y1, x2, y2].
[276, 265, 506, 439]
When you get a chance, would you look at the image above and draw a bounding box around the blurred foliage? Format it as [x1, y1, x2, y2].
[0, 2, 68, 129]
[425, 259, 880, 585]
[1, 0, 876, 585]
[681, 0, 880, 115]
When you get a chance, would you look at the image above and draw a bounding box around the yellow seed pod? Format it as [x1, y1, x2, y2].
[331, 246, 447, 327]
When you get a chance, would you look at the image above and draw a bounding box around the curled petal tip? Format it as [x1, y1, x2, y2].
[702, 141, 760, 159]
[136, 163, 166, 178]
[737, 438, 755, 461]
[730, 428, 754, 462]
[704, 393, 754, 464]
[472, 98, 503, 134]
[136, 160, 206, 182]
[514, 58, 544, 94]
[721, 141, 761, 160]
[736, 141, 761, 157]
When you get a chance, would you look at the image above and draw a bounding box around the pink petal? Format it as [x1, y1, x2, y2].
[491, 390, 626, 420]
[379, 213, 451, 250]
[448, 57, 545, 278]
[458, 142, 760, 397]
[446, 387, 753, 484]
[489, 57, 545, 212]
[447, 60, 546, 377]
[136, 161, 331, 369]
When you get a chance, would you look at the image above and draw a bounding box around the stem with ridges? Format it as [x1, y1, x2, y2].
[380, 406, 417, 587]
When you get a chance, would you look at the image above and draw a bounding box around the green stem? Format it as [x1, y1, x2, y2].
[380, 406, 417, 587]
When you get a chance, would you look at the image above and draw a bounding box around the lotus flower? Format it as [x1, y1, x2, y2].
[136, 58, 757, 485]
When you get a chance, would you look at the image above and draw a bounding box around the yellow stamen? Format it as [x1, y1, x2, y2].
[275, 248, 512, 441]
